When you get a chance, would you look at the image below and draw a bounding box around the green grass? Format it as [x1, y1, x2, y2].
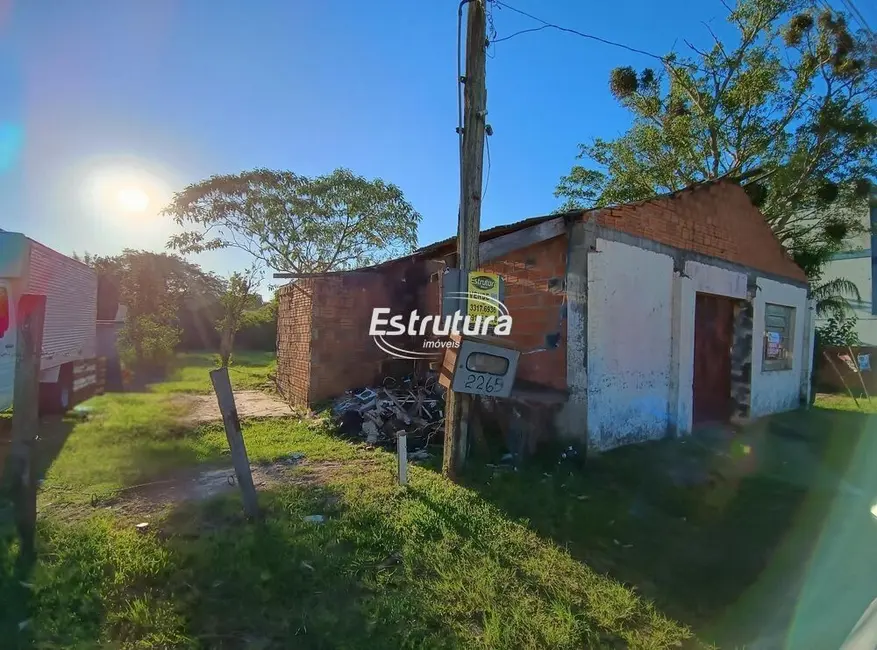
[9, 356, 877, 649]
[0, 353, 695, 649]
[147, 351, 277, 394]
[814, 392, 877, 413]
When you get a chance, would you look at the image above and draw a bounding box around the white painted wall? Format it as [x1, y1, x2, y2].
[669, 274, 695, 436]
[587, 239, 674, 450]
[751, 277, 809, 417]
[817, 256, 877, 344]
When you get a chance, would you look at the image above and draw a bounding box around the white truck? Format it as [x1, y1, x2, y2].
[0, 231, 102, 413]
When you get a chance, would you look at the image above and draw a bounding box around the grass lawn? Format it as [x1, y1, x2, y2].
[3, 359, 877, 649]
[2, 354, 691, 650]
[148, 351, 277, 395]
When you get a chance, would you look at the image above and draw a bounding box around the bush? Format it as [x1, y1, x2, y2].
[816, 314, 860, 347]
[118, 315, 181, 375]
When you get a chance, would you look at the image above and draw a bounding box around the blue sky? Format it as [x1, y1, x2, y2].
[1, 0, 874, 294]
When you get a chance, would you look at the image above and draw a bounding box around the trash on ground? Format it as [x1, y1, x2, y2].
[135, 522, 149, 530]
[302, 514, 326, 524]
[18, 619, 30, 632]
[331, 374, 445, 450]
[407, 449, 430, 461]
[282, 452, 305, 465]
[301, 561, 315, 571]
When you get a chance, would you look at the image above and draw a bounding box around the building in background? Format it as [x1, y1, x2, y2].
[818, 193, 877, 344]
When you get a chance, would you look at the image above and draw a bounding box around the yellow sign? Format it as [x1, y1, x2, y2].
[467, 271, 501, 318]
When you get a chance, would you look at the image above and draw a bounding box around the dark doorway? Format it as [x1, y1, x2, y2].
[693, 293, 734, 424]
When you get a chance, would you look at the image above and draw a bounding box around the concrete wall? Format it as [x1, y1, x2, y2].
[817, 255, 877, 345]
[750, 277, 809, 417]
[564, 221, 811, 452]
[587, 238, 674, 450]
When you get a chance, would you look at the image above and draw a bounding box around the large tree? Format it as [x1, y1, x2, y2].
[77, 250, 224, 367]
[163, 168, 422, 274]
[555, 0, 876, 278]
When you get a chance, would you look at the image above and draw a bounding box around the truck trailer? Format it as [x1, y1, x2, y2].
[0, 231, 103, 412]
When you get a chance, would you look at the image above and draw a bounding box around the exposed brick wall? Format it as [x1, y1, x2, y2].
[482, 237, 568, 390]
[594, 181, 807, 282]
[276, 280, 314, 406]
[305, 259, 442, 404]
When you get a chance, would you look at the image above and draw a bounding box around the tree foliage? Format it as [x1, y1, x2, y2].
[76, 250, 224, 370]
[216, 265, 263, 367]
[163, 168, 422, 274]
[555, 0, 876, 274]
[816, 313, 860, 346]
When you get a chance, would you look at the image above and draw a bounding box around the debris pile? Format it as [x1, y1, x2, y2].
[332, 375, 445, 450]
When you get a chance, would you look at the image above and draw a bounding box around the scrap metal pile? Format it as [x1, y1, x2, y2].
[332, 374, 445, 450]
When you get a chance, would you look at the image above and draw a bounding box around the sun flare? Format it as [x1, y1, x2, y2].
[83, 161, 172, 220]
[115, 185, 151, 213]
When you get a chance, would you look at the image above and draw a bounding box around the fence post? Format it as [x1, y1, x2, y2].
[397, 433, 408, 486]
[9, 295, 46, 559]
[209, 367, 260, 518]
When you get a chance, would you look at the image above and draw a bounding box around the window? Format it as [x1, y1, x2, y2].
[763, 303, 795, 371]
[0, 287, 8, 338]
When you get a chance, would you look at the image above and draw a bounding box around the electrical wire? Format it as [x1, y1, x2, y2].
[489, 0, 701, 70]
[838, 0, 876, 40]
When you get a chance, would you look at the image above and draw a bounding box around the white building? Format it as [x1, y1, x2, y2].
[817, 196, 877, 344]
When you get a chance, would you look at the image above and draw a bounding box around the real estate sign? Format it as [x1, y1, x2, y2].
[467, 271, 501, 319]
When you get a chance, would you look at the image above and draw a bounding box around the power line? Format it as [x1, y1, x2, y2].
[489, 0, 701, 70]
[838, 0, 876, 40]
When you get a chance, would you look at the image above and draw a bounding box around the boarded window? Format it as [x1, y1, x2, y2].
[763, 303, 795, 371]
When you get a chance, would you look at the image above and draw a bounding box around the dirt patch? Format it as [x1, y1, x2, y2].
[98, 457, 383, 518]
[175, 391, 293, 424]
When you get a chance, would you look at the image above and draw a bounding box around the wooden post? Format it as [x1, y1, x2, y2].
[397, 433, 408, 486]
[847, 345, 872, 402]
[209, 367, 260, 518]
[823, 350, 861, 409]
[444, 0, 487, 479]
[9, 295, 46, 558]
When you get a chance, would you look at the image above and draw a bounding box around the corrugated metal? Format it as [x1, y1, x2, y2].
[25, 240, 97, 371]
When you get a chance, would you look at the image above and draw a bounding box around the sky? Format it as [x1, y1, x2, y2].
[1, 0, 875, 296]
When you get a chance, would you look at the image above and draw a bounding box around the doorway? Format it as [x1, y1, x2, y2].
[693, 293, 734, 424]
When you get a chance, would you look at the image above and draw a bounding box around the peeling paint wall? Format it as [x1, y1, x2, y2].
[684, 261, 747, 299]
[750, 278, 809, 417]
[588, 238, 674, 451]
[669, 274, 695, 436]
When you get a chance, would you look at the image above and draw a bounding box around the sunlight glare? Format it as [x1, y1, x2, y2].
[116, 186, 150, 213]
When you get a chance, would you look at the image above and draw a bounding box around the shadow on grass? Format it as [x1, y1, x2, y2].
[456, 406, 877, 649]
[4, 483, 462, 649]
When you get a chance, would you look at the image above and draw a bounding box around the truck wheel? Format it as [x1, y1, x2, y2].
[39, 364, 74, 414]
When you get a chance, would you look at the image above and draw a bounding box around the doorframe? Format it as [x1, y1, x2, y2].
[670, 261, 751, 436]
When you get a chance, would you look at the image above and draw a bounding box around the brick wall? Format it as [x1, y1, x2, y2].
[276, 280, 314, 405]
[304, 259, 442, 404]
[594, 181, 806, 282]
[482, 236, 568, 390]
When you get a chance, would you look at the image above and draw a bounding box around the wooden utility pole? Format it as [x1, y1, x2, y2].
[443, 0, 488, 479]
[209, 367, 260, 518]
[9, 295, 46, 559]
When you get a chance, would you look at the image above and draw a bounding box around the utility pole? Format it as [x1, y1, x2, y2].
[443, 0, 488, 479]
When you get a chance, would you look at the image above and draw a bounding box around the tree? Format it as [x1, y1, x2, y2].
[162, 168, 422, 274]
[216, 265, 263, 367]
[77, 250, 224, 370]
[555, 0, 876, 274]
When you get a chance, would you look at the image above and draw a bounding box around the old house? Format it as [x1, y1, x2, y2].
[276, 180, 815, 451]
